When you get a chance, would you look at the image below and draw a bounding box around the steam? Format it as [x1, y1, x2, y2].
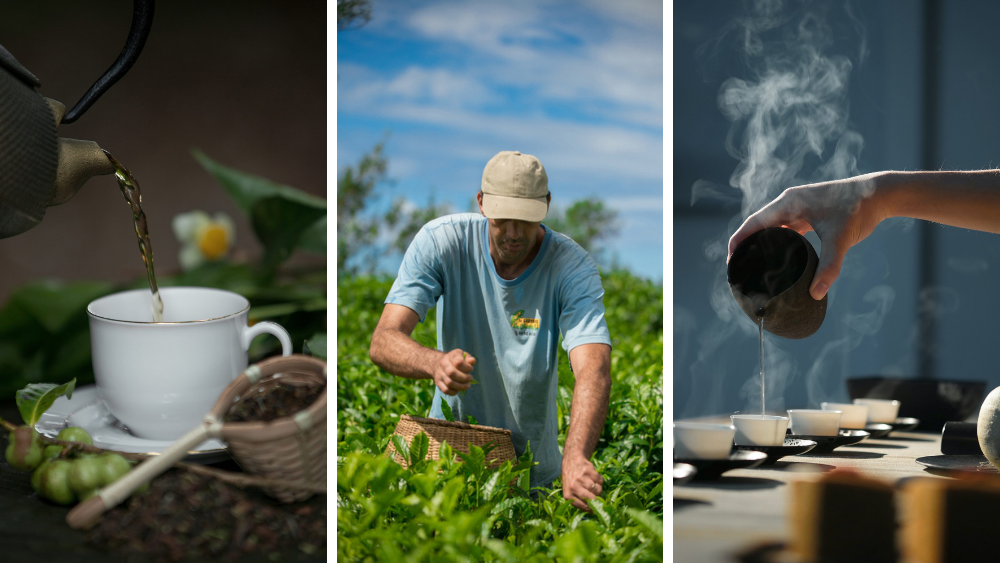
[804, 285, 895, 405]
[683, 1, 884, 416]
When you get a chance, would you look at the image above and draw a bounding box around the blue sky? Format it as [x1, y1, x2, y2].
[337, 0, 663, 281]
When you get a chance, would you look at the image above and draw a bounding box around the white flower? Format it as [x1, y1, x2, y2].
[172, 210, 235, 270]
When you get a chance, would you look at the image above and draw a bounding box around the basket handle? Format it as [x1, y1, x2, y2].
[66, 421, 214, 529]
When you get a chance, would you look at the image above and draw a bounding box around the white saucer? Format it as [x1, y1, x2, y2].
[35, 385, 230, 464]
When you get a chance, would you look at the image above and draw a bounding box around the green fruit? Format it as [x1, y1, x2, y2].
[39, 460, 75, 505]
[56, 427, 93, 446]
[31, 459, 51, 492]
[96, 453, 132, 487]
[5, 427, 43, 472]
[43, 445, 63, 460]
[68, 457, 103, 497]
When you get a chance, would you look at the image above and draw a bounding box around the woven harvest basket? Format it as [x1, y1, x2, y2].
[385, 414, 517, 470]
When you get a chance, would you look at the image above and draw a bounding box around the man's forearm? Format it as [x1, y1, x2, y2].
[563, 347, 611, 461]
[369, 325, 441, 380]
[880, 170, 1000, 233]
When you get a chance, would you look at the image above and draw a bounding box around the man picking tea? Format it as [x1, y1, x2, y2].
[370, 151, 612, 511]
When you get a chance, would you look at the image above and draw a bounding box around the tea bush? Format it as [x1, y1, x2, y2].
[337, 270, 663, 561]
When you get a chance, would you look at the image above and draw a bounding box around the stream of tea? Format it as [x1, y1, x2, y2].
[104, 150, 163, 322]
[758, 315, 765, 416]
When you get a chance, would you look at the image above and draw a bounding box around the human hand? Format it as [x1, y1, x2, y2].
[432, 349, 476, 396]
[562, 454, 604, 511]
[727, 173, 890, 300]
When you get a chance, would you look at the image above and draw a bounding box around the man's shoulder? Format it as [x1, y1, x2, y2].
[543, 227, 597, 271]
[419, 213, 485, 237]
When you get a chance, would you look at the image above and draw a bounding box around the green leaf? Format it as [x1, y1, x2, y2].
[625, 508, 663, 539]
[409, 432, 429, 467]
[4, 280, 113, 334]
[440, 400, 455, 422]
[588, 497, 612, 529]
[297, 215, 327, 254]
[390, 435, 410, 465]
[466, 414, 478, 425]
[16, 379, 76, 426]
[251, 196, 328, 272]
[348, 433, 380, 456]
[192, 149, 326, 213]
[303, 333, 327, 360]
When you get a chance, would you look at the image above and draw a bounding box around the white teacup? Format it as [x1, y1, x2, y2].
[821, 402, 869, 429]
[88, 287, 292, 440]
[673, 422, 736, 459]
[787, 409, 842, 436]
[853, 399, 900, 423]
[731, 415, 789, 446]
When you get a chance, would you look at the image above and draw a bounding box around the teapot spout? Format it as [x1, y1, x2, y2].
[48, 138, 115, 206]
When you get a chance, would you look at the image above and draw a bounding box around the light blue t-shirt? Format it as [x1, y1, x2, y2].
[385, 213, 611, 488]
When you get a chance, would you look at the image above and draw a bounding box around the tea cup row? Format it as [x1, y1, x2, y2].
[673, 398, 900, 460]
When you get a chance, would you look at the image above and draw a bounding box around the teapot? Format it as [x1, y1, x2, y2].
[0, 0, 153, 238]
[727, 226, 828, 339]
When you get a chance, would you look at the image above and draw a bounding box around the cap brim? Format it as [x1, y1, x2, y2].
[481, 193, 548, 222]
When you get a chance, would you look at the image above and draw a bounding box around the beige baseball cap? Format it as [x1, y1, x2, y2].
[480, 151, 549, 222]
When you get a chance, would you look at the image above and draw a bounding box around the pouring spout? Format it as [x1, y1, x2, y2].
[48, 138, 115, 206]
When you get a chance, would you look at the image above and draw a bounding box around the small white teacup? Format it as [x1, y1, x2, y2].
[821, 402, 869, 429]
[88, 287, 292, 440]
[787, 409, 842, 436]
[853, 399, 900, 424]
[673, 422, 735, 460]
[731, 415, 789, 446]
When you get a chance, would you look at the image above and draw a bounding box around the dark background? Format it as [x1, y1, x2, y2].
[675, 0, 1000, 418]
[0, 0, 326, 302]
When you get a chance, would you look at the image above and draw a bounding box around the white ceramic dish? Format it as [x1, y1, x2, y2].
[731, 414, 789, 446]
[821, 402, 869, 429]
[853, 398, 900, 424]
[34, 385, 229, 463]
[673, 422, 736, 460]
[787, 409, 842, 436]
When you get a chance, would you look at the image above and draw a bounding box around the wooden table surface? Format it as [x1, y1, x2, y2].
[673, 419, 955, 563]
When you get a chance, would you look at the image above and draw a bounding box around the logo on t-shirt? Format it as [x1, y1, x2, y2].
[510, 309, 540, 330]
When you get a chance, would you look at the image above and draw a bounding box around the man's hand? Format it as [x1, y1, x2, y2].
[562, 454, 604, 511]
[432, 349, 476, 396]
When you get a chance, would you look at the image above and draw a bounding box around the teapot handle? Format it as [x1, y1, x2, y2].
[61, 0, 155, 124]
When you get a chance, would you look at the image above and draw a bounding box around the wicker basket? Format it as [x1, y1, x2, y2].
[385, 414, 517, 470]
[208, 354, 327, 502]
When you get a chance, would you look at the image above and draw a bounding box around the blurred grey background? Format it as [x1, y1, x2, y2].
[675, 0, 1000, 418]
[0, 0, 326, 301]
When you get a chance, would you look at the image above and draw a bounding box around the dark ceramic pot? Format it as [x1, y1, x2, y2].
[727, 227, 827, 339]
[846, 377, 986, 432]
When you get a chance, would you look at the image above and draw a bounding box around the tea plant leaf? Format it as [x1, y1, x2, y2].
[492, 496, 529, 513]
[588, 497, 613, 529]
[625, 508, 663, 539]
[16, 379, 76, 427]
[348, 433, 381, 456]
[457, 444, 485, 482]
[466, 414, 478, 425]
[440, 400, 455, 422]
[409, 431, 429, 467]
[390, 435, 410, 466]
